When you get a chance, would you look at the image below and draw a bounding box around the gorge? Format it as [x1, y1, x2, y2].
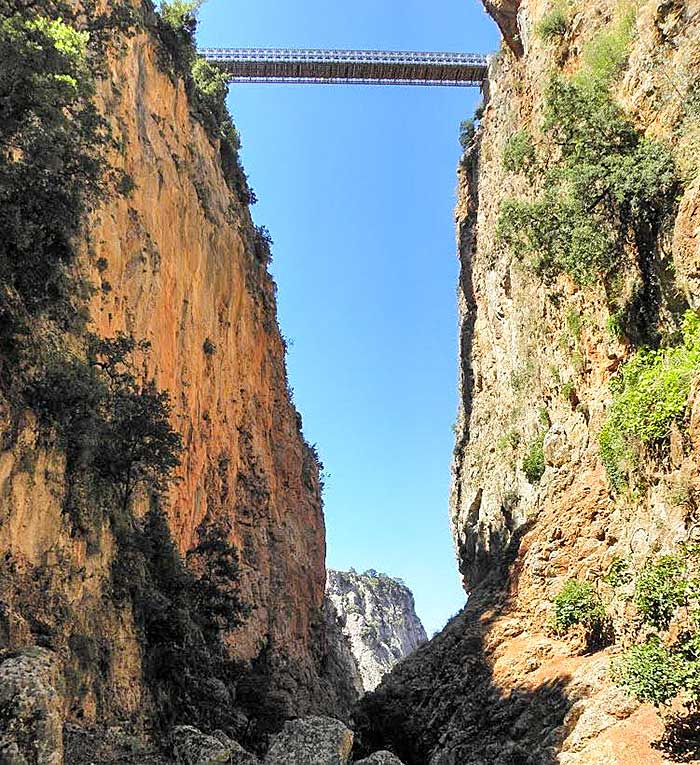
[2, 0, 700, 764]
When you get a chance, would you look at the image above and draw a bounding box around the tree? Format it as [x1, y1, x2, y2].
[87, 334, 183, 512]
[187, 522, 248, 636]
[0, 10, 109, 313]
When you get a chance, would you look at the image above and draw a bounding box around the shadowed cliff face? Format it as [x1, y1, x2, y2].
[357, 0, 700, 762]
[0, 0, 347, 735]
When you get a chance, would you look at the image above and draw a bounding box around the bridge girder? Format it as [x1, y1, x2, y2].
[199, 48, 488, 87]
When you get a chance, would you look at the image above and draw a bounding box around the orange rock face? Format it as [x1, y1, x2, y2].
[0, 9, 339, 725]
[88, 25, 327, 672]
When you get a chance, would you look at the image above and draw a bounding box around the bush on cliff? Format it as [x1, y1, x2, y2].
[634, 554, 690, 630]
[497, 76, 676, 284]
[599, 311, 700, 489]
[613, 638, 687, 706]
[502, 128, 536, 175]
[0, 11, 108, 317]
[522, 433, 545, 483]
[154, 1, 252, 202]
[27, 332, 182, 522]
[536, 3, 570, 42]
[613, 544, 700, 744]
[497, 8, 677, 286]
[552, 579, 607, 638]
[114, 510, 248, 733]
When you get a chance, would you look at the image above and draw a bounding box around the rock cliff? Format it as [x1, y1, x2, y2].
[356, 1, 700, 763]
[0, 0, 350, 756]
[325, 569, 427, 693]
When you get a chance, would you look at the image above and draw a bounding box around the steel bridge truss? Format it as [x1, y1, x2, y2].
[199, 48, 488, 87]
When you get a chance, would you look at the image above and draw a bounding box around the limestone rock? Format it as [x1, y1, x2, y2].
[356, 752, 405, 765]
[263, 717, 353, 765]
[172, 726, 258, 765]
[326, 570, 427, 692]
[543, 423, 568, 467]
[323, 597, 365, 698]
[0, 648, 64, 765]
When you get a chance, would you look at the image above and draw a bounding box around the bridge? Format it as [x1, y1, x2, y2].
[199, 48, 488, 87]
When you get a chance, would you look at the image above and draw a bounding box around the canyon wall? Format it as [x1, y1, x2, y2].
[356, 1, 700, 763]
[326, 569, 427, 693]
[0, 1, 349, 752]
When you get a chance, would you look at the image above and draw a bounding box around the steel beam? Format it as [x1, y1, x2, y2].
[199, 48, 488, 87]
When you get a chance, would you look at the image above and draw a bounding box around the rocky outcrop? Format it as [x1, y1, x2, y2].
[263, 717, 353, 765]
[325, 570, 427, 692]
[355, 752, 405, 765]
[323, 597, 365, 699]
[172, 726, 259, 765]
[0, 648, 64, 765]
[356, 1, 700, 763]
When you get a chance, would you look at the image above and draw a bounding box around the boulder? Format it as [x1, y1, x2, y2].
[356, 752, 405, 765]
[172, 725, 258, 765]
[543, 423, 568, 467]
[263, 716, 353, 765]
[0, 647, 64, 765]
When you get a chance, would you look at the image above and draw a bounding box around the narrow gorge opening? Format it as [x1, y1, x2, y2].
[196, 0, 498, 639]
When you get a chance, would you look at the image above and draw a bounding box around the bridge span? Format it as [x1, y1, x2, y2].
[199, 48, 488, 87]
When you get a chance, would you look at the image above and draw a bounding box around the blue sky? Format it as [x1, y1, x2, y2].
[196, 0, 499, 635]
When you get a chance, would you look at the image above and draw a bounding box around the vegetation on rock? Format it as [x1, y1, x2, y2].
[552, 579, 607, 636]
[154, 0, 252, 202]
[634, 554, 691, 630]
[114, 509, 248, 735]
[0, 8, 108, 320]
[522, 433, 545, 483]
[501, 128, 535, 175]
[612, 544, 700, 741]
[497, 10, 677, 286]
[536, 3, 570, 42]
[599, 311, 700, 490]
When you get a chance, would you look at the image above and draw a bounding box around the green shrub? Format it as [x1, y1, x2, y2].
[497, 190, 618, 284]
[599, 311, 700, 488]
[612, 543, 700, 736]
[603, 556, 632, 588]
[522, 433, 545, 483]
[502, 129, 536, 174]
[565, 310, 582, 340]
[191, 57, 230, 128]
[536, 6, 569, 41]
[574, 6, 636, 88]
[160, 0, 204, 33]
[552, 579, 607, 635]
[497, 61, 676, 285]
[153, 2, 251, 201]
[634, 555, 688, 630]
[254, 225, 274, 264]
[612, 638, 686, 706]
[606, 311, 624, 340]
[497, 430, 520, 451]
[115, 509, 247, 733]
[27, 333, 182, 514]
[459, 119, 475, 151]
[0, 11, 109, 316]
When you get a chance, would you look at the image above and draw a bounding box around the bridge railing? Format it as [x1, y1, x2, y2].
[199, 48, 488, 66]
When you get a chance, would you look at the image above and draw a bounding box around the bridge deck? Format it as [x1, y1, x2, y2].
[199, 48, 488, 87]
